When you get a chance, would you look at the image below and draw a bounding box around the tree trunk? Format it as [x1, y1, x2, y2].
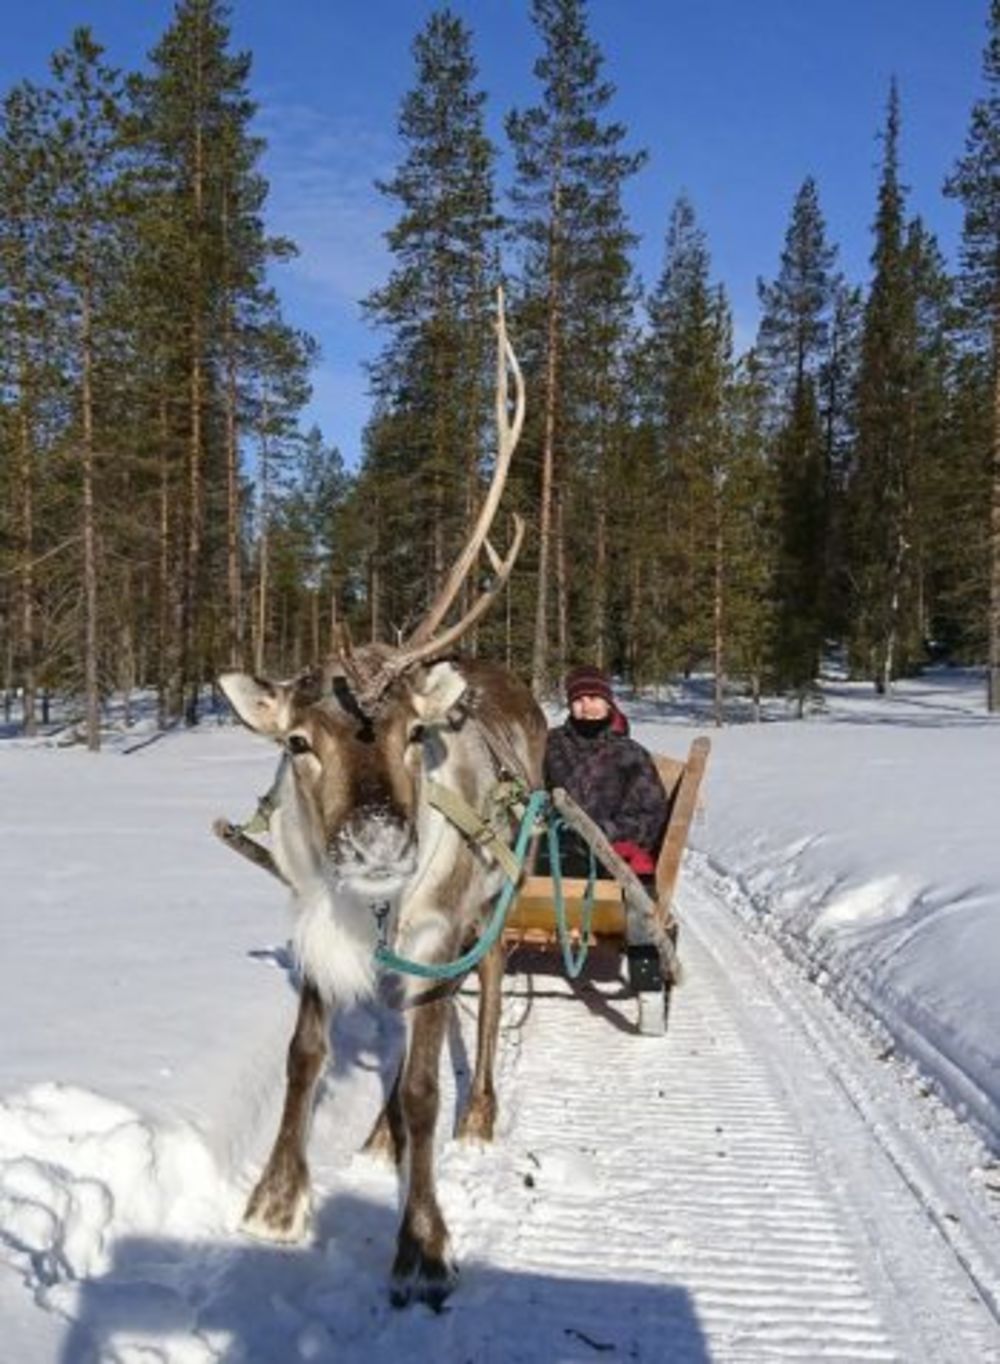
[182, 85, 206, 727]
[593, 500, 607, 669]
[627, 544, 642, 686]
[555, 487, 568, 679]
[989, 325, 1000, 711]
[713, 488, 725, 728]
[531, 183, 563, 699]
[224, 295, 243, 670]
[255, 422, 270, 676]
[17, 404, 36, 737]
[156, 398, 174, 729]
[328, 576, 339, 654]
[81, 278, 101, 751]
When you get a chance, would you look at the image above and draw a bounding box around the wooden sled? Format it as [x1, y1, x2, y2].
[505, 736, 711, 1032]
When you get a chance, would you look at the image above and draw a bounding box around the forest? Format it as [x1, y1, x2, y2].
[1, 0, 998, 748]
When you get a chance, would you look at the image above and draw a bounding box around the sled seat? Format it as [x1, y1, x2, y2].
[505, 736, 710, 947]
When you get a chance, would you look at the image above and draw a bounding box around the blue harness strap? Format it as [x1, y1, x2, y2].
[374, 788, 550, 981]
[546, 816, 597, 979]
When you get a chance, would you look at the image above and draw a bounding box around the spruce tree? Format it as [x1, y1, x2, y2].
[757, 177, 838, 402]
[725, 350, 777, 716]
[756, 177, 839, 699]
[904, 219, 957, 665]
[945, 0, 1000, 708]
[771, 378, 826, 701]
[644, 197, 735, 716]
[818, 279, 863, 641]
[848, 82, 919, 692]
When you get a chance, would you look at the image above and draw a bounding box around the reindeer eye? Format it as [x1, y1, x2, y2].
[286, 734, 312, 756]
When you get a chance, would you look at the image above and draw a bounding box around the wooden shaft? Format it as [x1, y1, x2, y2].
[550, 788, 681, 983]
[212, 818, 288, 885]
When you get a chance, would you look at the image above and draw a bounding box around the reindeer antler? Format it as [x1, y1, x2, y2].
[406, 288, 525, 649]
[352, 288, 526, 715]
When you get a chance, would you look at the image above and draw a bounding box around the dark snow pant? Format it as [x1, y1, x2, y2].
[539, 830, 663, 993]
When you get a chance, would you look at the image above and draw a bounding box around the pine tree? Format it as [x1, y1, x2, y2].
[506, 0, 644, 692]
[245, 311, 314, 674]
[362, 9, 500, 640]
[0, 79, 55, 735]
[130, 0, 299, 718]
[48, 28, 127, 750]
[945, 0, 1000, 708]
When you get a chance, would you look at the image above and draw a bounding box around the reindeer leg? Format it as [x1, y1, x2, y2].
[391, 992, 456, 1309]
[456, 938, 503, 1142]
[361, 1062, 406, 1165]
[243, 979, 328, 1243]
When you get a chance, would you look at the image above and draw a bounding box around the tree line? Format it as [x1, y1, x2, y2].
[2, 0, 999, 749]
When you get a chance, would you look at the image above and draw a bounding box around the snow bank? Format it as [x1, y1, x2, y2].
[629, 669, 1000, 1147]
[0, 1083, 230, 1283]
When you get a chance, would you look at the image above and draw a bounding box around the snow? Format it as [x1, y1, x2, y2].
[633, 670, 1000, 1143]
[1, 670, 999, 1361]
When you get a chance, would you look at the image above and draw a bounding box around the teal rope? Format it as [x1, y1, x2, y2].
[547, 817, 596, 979]
[375, 788, 550, 981]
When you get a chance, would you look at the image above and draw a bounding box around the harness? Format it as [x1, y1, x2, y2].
[223, 717, 610, 984]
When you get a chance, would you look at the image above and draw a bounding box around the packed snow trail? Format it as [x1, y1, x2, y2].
[17, 860, 1000, 1363]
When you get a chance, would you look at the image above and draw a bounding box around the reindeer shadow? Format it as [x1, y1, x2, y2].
[57, 1196, 710, 1363]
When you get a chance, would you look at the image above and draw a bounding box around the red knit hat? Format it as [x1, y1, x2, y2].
[565, 664, 614, 706]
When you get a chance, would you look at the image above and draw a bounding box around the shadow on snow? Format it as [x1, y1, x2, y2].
[58, 1208, 710, 1364]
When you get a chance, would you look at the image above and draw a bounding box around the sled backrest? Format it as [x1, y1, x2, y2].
[653, 737, 710, 911]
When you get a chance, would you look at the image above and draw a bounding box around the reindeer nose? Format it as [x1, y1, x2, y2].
[333, 806, 414, 873]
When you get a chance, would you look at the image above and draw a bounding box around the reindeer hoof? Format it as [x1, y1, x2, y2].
[390, 1257, 457, 1312]
[241, 1170, 311, 1243]
[390, 1226, 456, 1310]
[456, 1093, 496, 1143]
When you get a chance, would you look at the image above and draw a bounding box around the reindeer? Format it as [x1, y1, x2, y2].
[218, 295, 546, 1308]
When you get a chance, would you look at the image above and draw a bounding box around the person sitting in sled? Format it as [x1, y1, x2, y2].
[543, 664, 668, 885]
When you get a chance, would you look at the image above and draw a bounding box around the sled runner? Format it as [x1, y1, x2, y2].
[507, 737, 711, 1034]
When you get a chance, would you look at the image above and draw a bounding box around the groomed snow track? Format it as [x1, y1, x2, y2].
[10, 860, 1000, 1363]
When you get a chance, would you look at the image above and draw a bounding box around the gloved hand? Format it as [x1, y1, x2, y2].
[611, 840, 656, 876]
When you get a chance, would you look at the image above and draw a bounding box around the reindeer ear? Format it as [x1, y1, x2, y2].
[219, 673, 289, 737]
[409, 660, 469, 723]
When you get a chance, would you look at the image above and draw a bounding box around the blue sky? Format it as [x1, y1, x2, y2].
[2, 2, 989, 467]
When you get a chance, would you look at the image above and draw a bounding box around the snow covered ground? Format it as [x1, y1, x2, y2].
[1, 670, 999, 1362]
